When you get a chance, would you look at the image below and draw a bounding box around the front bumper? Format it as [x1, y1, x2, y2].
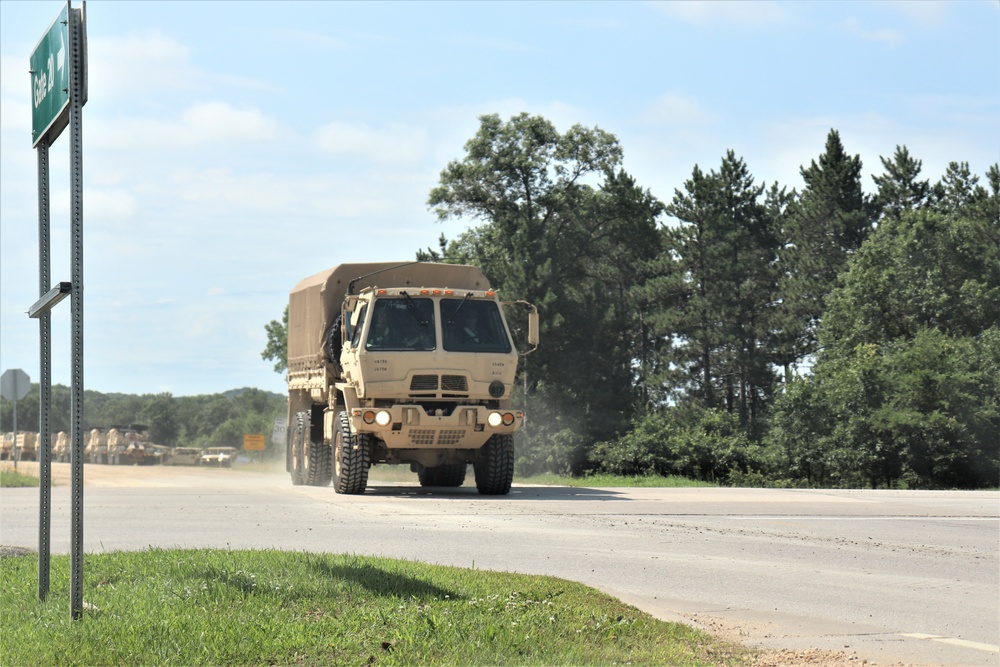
[349, 404, 523, 449]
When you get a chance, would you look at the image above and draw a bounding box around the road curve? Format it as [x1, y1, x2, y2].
[2, 463, 997, 666]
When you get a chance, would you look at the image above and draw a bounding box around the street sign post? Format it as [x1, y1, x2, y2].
[30, 0, 88, 618]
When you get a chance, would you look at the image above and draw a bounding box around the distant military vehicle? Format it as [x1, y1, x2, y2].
[285, 262, 538, 495]
[168, 447, 202, 466]
[200, 447, 237, 467]
[85, 427, 108, 464]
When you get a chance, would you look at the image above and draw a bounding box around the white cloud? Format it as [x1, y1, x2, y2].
[90, 102, 280, 149]
[86, 188, 139, 222]
[88, 32, 199, 100]
[313, 121, 430, 165]
[641, 93, 719, 127]
[87, 32, 279, 102]
[840, 17, 904, 48]
[651, 0, 791, 26]
[886, 0, 952, 27]
[181, 102, 279, 142]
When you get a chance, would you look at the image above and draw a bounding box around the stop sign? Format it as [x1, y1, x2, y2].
[0, 369, 31, 401]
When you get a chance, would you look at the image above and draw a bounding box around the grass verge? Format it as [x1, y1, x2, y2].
[0, 466, 40, 487]
[0, 549, 749, 666]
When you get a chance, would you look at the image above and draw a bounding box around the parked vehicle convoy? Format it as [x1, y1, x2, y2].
[0, 432, 38, 461]
[199, 447, 237, 467]
[285, 261, 538, 495]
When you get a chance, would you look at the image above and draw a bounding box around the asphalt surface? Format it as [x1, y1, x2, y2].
[1, 463, 998, 667]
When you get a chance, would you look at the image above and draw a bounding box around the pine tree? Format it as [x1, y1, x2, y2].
[777, 130, 872, 371]
[872, 145, 929, 220]
[662, 152, 781, 434]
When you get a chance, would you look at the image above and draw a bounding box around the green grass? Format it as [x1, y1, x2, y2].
[0, 549, 749, 667]
[0, 466, 40, 487]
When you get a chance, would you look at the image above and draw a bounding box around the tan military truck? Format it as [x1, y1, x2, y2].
[114, 424, 165, 465]
[286, 262, 538, 495]
[14, 432, 38, 461]
[54, 431, 71, 462]
[85, 427, 108, 464]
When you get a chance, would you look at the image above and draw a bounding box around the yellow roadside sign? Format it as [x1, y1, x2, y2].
[243, 434, 266, 451]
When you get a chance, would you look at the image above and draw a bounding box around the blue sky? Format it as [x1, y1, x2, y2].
[1, 0, 998, 398]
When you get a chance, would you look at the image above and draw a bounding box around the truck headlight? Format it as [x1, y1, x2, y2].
[487, 412, 516, 428]
[375, 410, 392, 427]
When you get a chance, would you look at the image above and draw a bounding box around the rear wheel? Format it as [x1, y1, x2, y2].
[306, 437, 332, 486]
[474, 434, 514, 495]
[333, 412, 370, 494]
[418, 463, 467, 487]
[290, 411, 308, 485]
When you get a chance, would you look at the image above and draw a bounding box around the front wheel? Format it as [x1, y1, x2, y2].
[474, 435, 514, 495]
[333, 411, 370, 494]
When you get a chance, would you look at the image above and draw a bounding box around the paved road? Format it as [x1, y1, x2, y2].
[2, 463, 997, 666]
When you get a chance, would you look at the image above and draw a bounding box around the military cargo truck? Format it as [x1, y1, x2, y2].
[85, 427, 108, 463]
[14, 432, 38, 461]
[286, 262, 538, 495]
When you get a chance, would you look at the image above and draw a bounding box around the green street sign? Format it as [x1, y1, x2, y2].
[30, 3, 70, 147]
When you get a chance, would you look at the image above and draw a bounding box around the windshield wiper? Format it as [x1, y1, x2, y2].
[400, 292, 428, 327]
[447, 292, 475, 325]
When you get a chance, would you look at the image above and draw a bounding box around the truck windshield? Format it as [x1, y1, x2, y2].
[441, 299, 512, 353]
[366, 298, 435, 351]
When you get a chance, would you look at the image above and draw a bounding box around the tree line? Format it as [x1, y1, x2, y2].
[258, 112, 997, 489]
[417, 113, 999, 489]
[1, 386, 285, 452]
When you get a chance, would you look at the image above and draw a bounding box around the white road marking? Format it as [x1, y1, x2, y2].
[723, 516, 997, 521]
[900, 633, 1000, 653]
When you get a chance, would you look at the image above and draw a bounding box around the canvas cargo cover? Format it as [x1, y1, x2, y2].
[287, 262, 491, 362]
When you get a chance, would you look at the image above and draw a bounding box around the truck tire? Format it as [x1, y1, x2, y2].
[325, 315, 343, 362]
[292, 411, 332, 486]
[290, 411, 309, 485]
[474, 434, 514, 495]
[418, 463, 467, 487]
[333, 411, 369, 494]
[306, 438, 332, 486]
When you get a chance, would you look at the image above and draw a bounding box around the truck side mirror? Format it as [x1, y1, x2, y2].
[527, 310, 539, 347]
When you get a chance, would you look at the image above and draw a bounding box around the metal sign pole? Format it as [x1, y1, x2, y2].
[68, 1, 86, 621]
[37, 138, 52, 601]
[11, 388, 17, 470]
[28, 0, 87, 619]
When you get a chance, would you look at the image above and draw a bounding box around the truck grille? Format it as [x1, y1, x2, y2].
[409, 429, 469, 447]
[441, 375, 468, 392]
[410, 429, 436, 445]
[410, 375, 438, 391]
[409, 374, 469, 394]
